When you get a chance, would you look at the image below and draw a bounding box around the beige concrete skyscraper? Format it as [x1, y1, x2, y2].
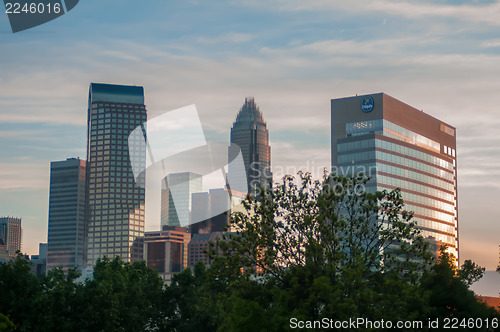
[0, 217, 22, 260]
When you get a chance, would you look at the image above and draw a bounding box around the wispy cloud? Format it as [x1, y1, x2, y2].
[197, 32, 255, 44]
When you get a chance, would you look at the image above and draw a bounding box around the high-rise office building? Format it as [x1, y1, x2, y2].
[0, 217, 22, 260]
[190, 188, 247, 235]
[188, 231, 223, 268]
[161, 172, 202, 228]
[47, 158, 87, 271]
[228, 97, 271, 196]
[331, 93, 458, 261]
[31, 243, 48, 278]
[86, 83, 147, 267]
[144, 226, 191, 282]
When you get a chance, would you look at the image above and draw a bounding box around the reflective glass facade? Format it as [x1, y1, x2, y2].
[86, 83, 147, 267]
[332, 93, 458, 261]
[47, 158, 86, 271]
[228, 97, 271, 196]
[160, 172, 202, 227]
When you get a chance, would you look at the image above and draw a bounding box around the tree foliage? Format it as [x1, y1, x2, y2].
[0, 174, 498, 331]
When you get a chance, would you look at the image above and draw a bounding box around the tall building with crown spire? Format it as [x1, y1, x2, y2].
[228, 97, 271, 196]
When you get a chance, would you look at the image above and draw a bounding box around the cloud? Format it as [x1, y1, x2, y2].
[0, 162, 49, 190]
[242, 0, 500, 28]
[196, 33, 255, 44]
[481, 39, 500, 48]
[1, 0, 500, 260]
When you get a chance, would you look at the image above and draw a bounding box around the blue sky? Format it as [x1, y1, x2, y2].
[1, 0, 499, 288]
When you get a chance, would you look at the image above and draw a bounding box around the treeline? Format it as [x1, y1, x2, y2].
[1, 174, 498, 331]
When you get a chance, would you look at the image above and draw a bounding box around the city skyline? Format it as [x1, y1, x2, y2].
[0, 0, 499, 276]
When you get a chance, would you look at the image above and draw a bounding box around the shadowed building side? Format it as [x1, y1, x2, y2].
[47, 158, 87, 272]
[228, 97, 272, 196]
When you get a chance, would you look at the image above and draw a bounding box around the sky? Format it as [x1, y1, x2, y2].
[0, 0, 499, 286]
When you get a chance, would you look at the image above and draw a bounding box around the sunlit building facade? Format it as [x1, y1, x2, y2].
[0, 217, 22, 260]
[331, 93, 458, 261]
[86, 83, 147, 267]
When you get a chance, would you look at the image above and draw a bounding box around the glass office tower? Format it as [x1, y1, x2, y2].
[331, 93, 458, 261]
[228, 97, 271, 196]
[86, 83, 147, 267]
[160, 172, 202, 228]
[47, 158, 87, 271]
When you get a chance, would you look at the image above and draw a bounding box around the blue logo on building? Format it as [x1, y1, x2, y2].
[361, 96, 374, 113]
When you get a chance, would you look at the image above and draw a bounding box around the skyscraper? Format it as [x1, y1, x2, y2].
[331, 93, 458, 261]
[86, 83, 147, 267]
[0, 217, 22, 260]
[160, 172, 202, 228]
[47, 158, 87, 271]
[228, 97, 271, 196]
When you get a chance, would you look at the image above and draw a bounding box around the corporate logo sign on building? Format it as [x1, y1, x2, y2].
[361, 95, 374, 113]
[3, 0, 79, 33]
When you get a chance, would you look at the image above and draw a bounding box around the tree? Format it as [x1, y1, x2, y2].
[458, 259, 485, 287]
[214, 173, 432, 278]
[0, 253, 42, 331]
[497, 245, 499, 273]
[78, 256, 165, 331]
[161, 262, 227, 332]
[209, 173, 435, 324]
[422, 247, 499, 322]
[0, 313, 14, 332]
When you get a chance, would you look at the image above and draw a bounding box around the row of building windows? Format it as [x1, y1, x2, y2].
[376, 150, 454, 182]
[378, 174, 455, 203]
[89, 195, 143, 201]
[87, 250, 130, 256]
[338, 148, 452, 182]
[91, 107, 145, 114]
[345, 119, 441, 152]
[89, 199, 144, 205]
[90, 214, 144, 221]
[383, 120, 440, 152]
[396, 190, 455, 215]
[420, 230, 458, 253]
[89, 210, 144, 217]
[375, 139, 453, 171]
[443, 145, 456, 157]
[90, 188, 142, 195]
[89, 235, 139, 243]
[88, 235, 142, 243]
[413, 217, 457, 237]
[377, 163, 455, 193]
[91, 115, 144, 122]
[88, 225, 140, 232]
